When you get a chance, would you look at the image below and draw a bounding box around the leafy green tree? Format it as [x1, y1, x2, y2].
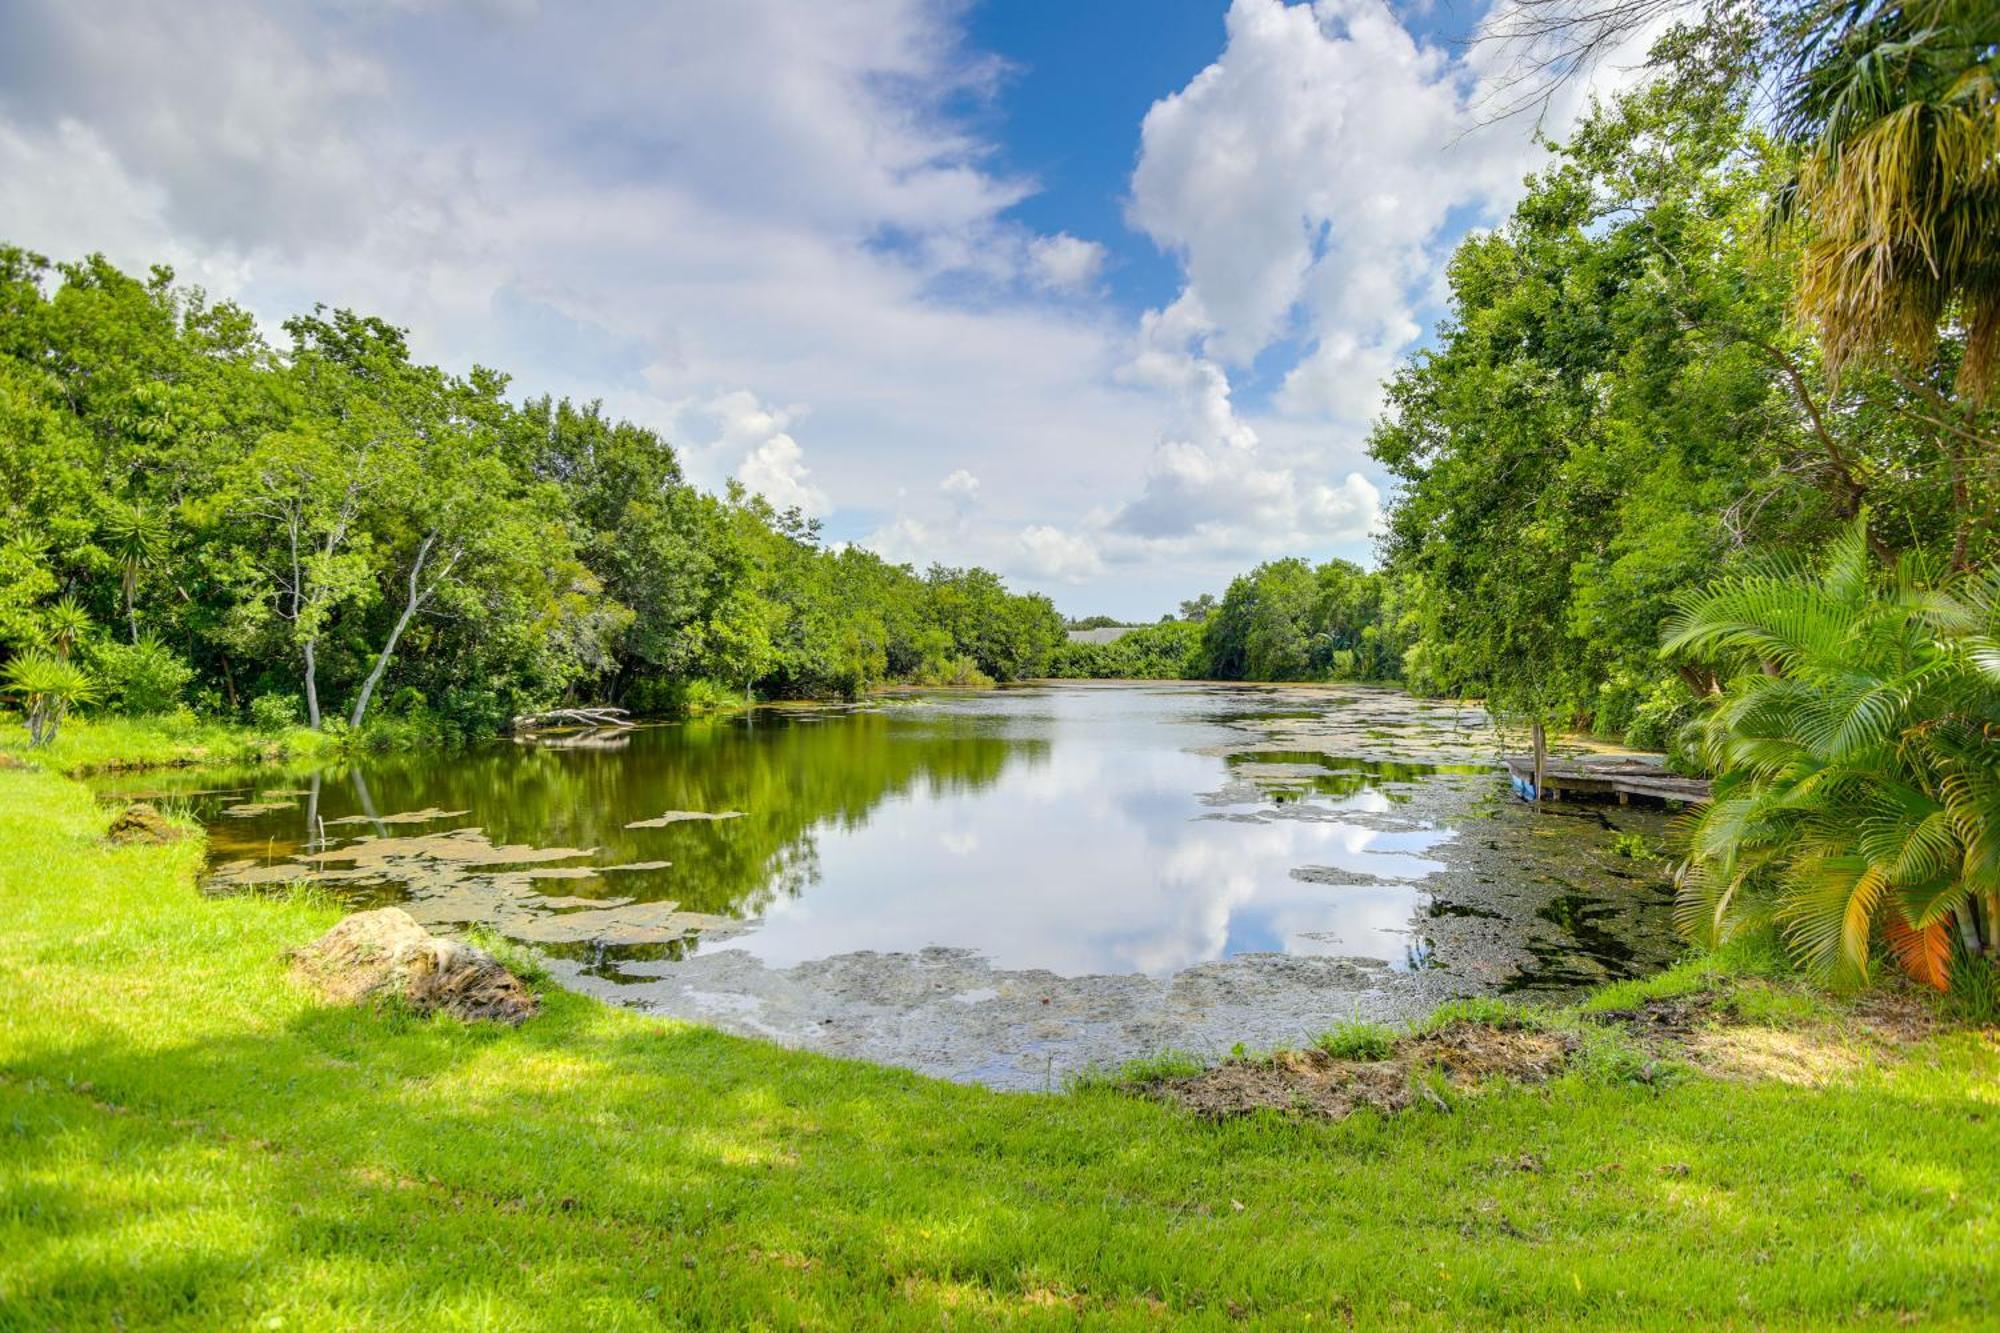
[1369, 56, 1983, 731]
[0, 246, 1124, 735]
[229, 421, 375, 729]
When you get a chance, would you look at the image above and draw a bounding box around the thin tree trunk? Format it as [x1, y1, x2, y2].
[302, 637, 322, 730]
[305, 771, 322, 854]
[348, 532, 444, 731]
[219, 653, 239, 711]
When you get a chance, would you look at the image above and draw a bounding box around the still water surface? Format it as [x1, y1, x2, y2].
[111, 683, 1678, 1085]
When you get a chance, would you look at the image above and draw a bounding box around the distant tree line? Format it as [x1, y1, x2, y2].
[0, 249, 1064, 739]
[1051, 558, 1403, 683]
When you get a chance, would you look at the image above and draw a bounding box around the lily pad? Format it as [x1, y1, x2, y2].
[625, 810, 745, 828]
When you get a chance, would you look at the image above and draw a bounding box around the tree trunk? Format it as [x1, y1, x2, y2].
[348, 596, 422, 731]
[302, 637, 322, 730]
[348, 533, 440, 731]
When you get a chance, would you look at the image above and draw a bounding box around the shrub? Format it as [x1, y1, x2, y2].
[915, 654, 995, 689]
[3, 651, 98, 747]
[1665, 520, 2000, 987]
[88, 635, 193, 714]
[249, 692, 303, 730]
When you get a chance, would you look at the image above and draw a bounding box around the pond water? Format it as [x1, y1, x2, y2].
[106, 682, 1682, 1088]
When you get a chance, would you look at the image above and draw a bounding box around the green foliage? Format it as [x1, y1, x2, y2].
[0, 246, 1069, 733]
[1369, 52, 1993, 733]
[248, 691, 302, 730]
[41, 596, 91, 658]
[1610, 832, 1656, 861]
[912, 653, 995, 689]
[3, 650, 97, 747]
[86, 634, 194, 714]
[1666, 519, 2000, 985]
[1185, 559, 1404, 683]
[1944, 946, 2000, 1025]
[1048, 619, 1203, 680]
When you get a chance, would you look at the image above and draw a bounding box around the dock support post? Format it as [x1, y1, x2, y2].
[1531, 720, 1547, 811]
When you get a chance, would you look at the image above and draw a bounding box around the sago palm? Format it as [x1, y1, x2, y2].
[1776, 0, 2000, 400]
[1664, 519, 2000, 984]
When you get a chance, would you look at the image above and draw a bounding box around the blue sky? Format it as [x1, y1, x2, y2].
[0, 0, 1649, 617]
[966, 1, 1229, 317]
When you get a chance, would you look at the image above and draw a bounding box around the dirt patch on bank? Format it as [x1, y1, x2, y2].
[1589, 981, 1941, 1086]
[1146, 1020, 1572, 1120]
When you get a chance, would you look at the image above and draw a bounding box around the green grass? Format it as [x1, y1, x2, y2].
[2, 768, 1996, 1327]
[0, 711, 334, 775]
[1315, 1021, 1398, 1061]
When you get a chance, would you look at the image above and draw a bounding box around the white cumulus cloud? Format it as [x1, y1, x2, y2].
[694, 390, 830, 517]
[1026, 233, 1107, 292]
[1017, 525, 1105, 584]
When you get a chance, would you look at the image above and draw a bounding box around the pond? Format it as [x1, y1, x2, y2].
[104, 682, 1682, 1088]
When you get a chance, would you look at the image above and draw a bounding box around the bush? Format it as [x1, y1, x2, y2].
[87, 635, 193, 714]
[1623, 675, 1698, 761]
[680, 678, 749, 716]
[1667, 522, 2000, 985]
[249, 692, 302, 730]
[915, 654, 995, 689]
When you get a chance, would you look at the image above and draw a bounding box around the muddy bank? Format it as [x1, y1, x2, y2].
[544, 748, 1679, 1090]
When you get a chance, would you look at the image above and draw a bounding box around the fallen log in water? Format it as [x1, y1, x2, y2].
[509, 706, 634, 732]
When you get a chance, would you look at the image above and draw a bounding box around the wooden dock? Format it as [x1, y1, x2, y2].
[1504, 754, 1709, 805]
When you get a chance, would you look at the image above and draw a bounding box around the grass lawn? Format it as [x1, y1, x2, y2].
[1, 764, 1995, 1328]
[0, 713, 335, 775]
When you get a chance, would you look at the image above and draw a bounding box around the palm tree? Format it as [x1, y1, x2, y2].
[1776, 0, 2000, 402]
[98, 501, 169, 644]
[3, 651, 99, 748]
[1663, 519, 2000, 986]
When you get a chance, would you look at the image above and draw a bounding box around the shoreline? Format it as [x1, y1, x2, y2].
[4, 759, 1994, 1323]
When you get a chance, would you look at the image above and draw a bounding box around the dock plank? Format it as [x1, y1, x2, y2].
[1503, 755, 1709, 804]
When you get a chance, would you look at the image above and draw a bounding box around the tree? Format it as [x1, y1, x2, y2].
[1776, 0, 2000, 404]
[43, 596, 90, 660]
[233, 423, 374, 730]
[1178, 593, 1217, 623]
[97, 498, 168, 643]
[1369, 55, 1986, 729]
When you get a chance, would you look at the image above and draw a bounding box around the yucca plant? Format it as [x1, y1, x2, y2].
[43, 595, 92, 660]
[1663, 519, 2000, 986]
[3, 651, 100, 748]
[98, 500, 169, 644]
